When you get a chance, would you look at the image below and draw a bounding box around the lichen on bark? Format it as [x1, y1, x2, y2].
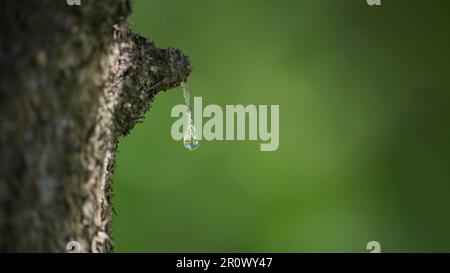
[0, 0, 191, 252]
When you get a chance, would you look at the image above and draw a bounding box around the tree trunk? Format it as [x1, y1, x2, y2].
[0, 0, 191, 252]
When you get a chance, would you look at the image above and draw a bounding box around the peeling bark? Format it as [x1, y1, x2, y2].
[0, 0, 191, 252]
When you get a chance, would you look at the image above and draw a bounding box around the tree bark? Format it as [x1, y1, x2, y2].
[0, 0, 191, 252]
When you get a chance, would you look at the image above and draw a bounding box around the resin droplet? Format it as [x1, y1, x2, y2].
[181, 81, 200, 151]
[183, 122, 200, 151]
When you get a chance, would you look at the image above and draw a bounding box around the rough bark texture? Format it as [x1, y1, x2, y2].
[0, 0, 191, 252]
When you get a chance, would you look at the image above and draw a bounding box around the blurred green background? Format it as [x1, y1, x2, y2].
[112, 0, 450, 252]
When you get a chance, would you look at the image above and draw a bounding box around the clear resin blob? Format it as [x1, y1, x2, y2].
[181, 81, 199, 151]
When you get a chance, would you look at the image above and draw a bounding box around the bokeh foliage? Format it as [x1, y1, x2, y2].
[113, 0, 450, 252]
